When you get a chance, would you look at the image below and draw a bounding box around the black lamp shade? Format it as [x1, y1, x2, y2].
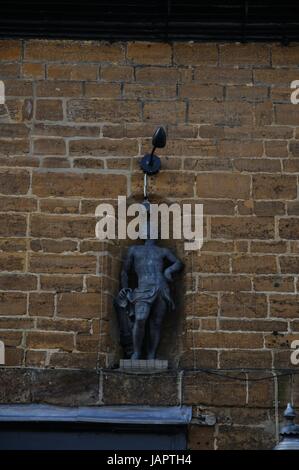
[152, 127, 166, 149]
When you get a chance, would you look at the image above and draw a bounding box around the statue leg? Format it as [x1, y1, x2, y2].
[147, 296, 167, 359]
[132, 301, 151, 359]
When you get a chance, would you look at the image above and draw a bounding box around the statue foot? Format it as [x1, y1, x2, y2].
[131, 352, 141, 360]
[147, 353, 156, 359]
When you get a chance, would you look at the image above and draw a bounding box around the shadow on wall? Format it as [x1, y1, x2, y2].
[158, 239, 185, 369]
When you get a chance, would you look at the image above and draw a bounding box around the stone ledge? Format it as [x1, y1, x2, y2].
[102, 370, 180, 406]
[0, 368, 99, 406]
[0, 367, 296, 409]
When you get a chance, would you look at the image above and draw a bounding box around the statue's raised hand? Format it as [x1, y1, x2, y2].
[119, 287, 130, 300]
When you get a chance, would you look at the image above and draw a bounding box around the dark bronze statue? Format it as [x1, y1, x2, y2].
[114, 213, 183, 360]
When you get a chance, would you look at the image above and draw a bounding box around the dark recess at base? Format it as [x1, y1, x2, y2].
[1, 1, 299, 42]
[0, 422, 187, 450]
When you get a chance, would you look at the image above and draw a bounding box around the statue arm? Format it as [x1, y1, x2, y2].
[164, 249, 183, 281]
[120, 247, 134, 288]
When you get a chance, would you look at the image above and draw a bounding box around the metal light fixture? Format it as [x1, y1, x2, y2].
[140, 126, 167, 176]
[274, 403, 299, 450]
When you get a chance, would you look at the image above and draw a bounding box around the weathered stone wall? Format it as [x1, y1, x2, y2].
[1, 39, 299, 449]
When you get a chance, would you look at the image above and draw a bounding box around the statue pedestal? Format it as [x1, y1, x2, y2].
[119, 359, 168, 371]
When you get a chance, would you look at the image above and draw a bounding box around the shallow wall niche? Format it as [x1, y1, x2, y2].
[110, 242, 186, 368]
[103, 192, 187, 368]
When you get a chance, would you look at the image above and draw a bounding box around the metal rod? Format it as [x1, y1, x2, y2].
[149, 146, 156, 166]
[143, 173, 148, 199]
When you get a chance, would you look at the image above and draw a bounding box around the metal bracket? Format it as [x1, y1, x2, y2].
[140, 126, 166, 175]
[140, 152, 161, 175]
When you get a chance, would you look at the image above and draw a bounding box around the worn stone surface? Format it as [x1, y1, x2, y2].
[188, 425, 215, 450]
[0, 368, 100, 405]
[183, 372, 247, 407]
[0, 369, 31, 403]
[217, 425, 276, 450]
[102, 371, 179, 406]
[30, 369, 99, 405]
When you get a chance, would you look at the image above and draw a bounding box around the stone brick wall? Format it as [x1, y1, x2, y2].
[1, 39, 299, 449]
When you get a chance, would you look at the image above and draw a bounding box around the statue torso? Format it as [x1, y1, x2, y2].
[131, 244, 167, 288]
